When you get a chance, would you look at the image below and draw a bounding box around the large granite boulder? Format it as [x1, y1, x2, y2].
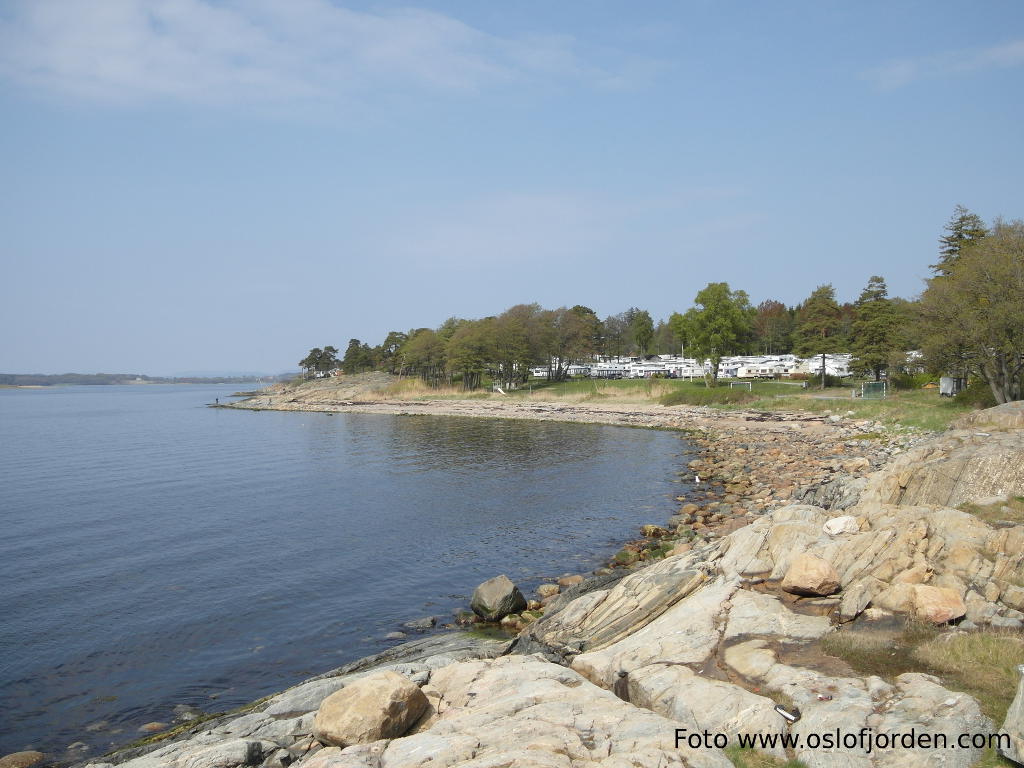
[1000, 665, 1024, 764]
[855, 429, 1024, 509]
[469, 574, 526, 621]
[912, 584, 967, 624]
[954, 401, 1024, 432]
[313, 670, 427, 747]
[780, 552, 840, 596]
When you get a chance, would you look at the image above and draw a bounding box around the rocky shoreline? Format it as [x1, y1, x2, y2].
[13, 399, 1022, 768]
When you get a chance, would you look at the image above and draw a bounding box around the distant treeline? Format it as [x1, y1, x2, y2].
[300, 207, 1022, 403]
[0, 373, 275, 386]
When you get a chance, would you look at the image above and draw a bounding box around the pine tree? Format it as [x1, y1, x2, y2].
[850, 276, 899, 381]
[793, 284, 843, 388]
[932, 205, 988, 276]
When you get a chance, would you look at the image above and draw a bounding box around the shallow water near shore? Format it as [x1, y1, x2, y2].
[0, 385, 693, 758]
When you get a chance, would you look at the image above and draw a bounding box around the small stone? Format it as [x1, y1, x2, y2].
[384, 631, 407, 640]
[537, 584, 560, 598]
[172, 704, 204, 722]
[670, 541, 692, 557]
[557, 574, 584, 588]
[613, 548, 640, 565]
[822, 515, 859, 536]
[138, 722, 167, 733]
[402, 617, 437, 632]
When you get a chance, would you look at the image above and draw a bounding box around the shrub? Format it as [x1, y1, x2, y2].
[955, 379, 997, 409]
[890, 372, 936, 391]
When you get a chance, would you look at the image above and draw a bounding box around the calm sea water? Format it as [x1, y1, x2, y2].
[0, 385, 693, 758]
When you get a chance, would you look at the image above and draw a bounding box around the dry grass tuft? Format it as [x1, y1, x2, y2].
[913, 630, 1024, 721]
[724, 746, 807, 768]
[381, 378, 482, 399]
[960, 496, 1024, 526]
[822, 622, 1024, 723]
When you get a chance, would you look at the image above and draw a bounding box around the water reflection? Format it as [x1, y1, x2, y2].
[0, 390, 689, 756]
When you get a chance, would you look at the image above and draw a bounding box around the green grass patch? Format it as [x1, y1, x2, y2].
[737, 388, 972, 431]
[490, 376, 976, 431]
[725, 745, 807, 768]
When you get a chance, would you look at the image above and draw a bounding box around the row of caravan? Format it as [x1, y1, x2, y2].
[529, 354, 853, 380]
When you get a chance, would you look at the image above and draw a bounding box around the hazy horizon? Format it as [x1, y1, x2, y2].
[3, 1, 1023, 374]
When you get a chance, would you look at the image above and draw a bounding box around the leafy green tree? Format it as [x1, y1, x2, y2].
[850, 276, 900, 381]
[299, 347, 322, 377]
[342, 338, 374, 373]
[653, 318, 680, 355]
[400, 329, 447, 384]
[379, 331, 409, 374]
[932, 205, 989, 276]
[919, 218, 1024, 403]
[794, 284, 844, 388]
[670, 283, 753, 387]
[569, 305, 604, 358]
[890, 298, 921, 350]
[602, 312, 630, 357]
[752, 299, 794, 354]
[447, 319, 494, 390]
[539, 307, 588, 381]
[491, 307, 535, 389]
[298, 346, 339, 377]
[630, 310, 655, 356]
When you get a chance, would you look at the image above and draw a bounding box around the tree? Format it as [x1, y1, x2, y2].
[630, 310, 655, 356]
[652, 319, 680, 355]
[400, 329, 447, 385]
[447, 319, 494, 390]
[491, 307, 536, 389]
[919, 218, 1024, 403]
[793, 284, 844, 388]
[342, 338, 374, 373]
[379, 331, 409, 374]
[671, 283, 753, 387]
[602, 312, 630, 358]
[299, 348, 322, 377]
[932, 205, 989, 276]
[752, 300, 794, 354]
[569, 305, 604, 359]
[298, 345, 339, 377]
[850, 276, 900, 381]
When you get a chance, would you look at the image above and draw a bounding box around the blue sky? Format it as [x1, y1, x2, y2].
[2, 0, 1023, 374]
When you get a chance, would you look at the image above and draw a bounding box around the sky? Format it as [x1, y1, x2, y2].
[2, 1, 1023, 375]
